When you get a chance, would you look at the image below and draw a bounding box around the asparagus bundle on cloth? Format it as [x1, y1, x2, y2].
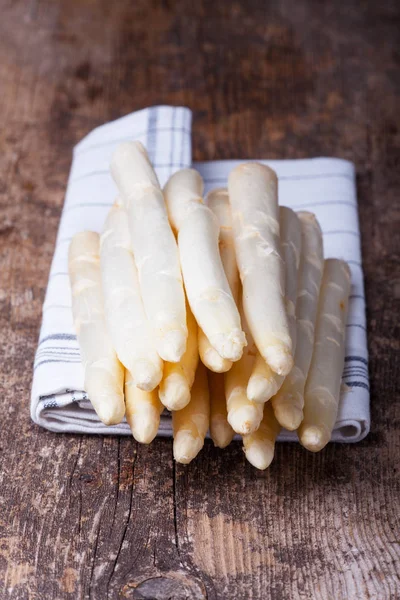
[172, 362, 210, 464]
[228, 163, 293, 376]
[299, 259, 351, 451]
[164, 169, 246, 362]
[242, 403, 281, 470]
[247, 206, 302, 403]
[209, 370, 234, 448]
[69, 232, 125, 425]
[158, 302, 199, 411]
[111, 141, 187, 363]
[125, 370, 164, 444]
[271, 212, 324, 430]
[65, 146, 354, 468]
[100, 201, 163, 391]
[198, 188, 240, 373]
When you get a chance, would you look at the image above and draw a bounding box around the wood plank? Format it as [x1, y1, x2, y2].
[0, 0, 399, 598]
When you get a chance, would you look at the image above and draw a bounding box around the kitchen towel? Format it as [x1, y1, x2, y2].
[30, 106, 370, 443]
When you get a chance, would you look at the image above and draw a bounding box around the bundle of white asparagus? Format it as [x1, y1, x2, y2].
[68, 142, 351, 469]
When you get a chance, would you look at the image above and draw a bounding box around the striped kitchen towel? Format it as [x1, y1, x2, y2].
[30, 106, 370, 443]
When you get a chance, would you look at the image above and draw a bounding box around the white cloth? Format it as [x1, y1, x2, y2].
[31, 106, 370, 443]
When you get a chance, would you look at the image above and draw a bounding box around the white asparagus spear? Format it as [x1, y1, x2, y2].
[242, 403, 281, 470]
[270, 212, 324, 430]
[110, 141, 187, 363]
[225, 308, 263, 435]
[198, 187, 240, 373]
[69, 232, 125, 425]
[125, 370, 164, 444]
[198, 332, 232, 373]
[298, 258, 351, 451]
[173, 362, 210, 464]
[164, 169, 246, 362]
[248, 207, 302, 403]
[207, 188, 241, 303]
[208, 371, 234, 448]
[228, 163, 293, 376]
[158, 302, 199, 411]
[100, 201, 163, 391]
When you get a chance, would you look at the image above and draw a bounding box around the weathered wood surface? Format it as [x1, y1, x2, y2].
[0, 0, 399, 598]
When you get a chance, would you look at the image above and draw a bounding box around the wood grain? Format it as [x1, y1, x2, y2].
[0, 0, 399, 598]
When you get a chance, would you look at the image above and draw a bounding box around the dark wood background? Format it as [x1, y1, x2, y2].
[0, 1, 399, 598]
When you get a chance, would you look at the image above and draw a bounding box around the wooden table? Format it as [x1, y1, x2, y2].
[1, 1, 399, 598]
